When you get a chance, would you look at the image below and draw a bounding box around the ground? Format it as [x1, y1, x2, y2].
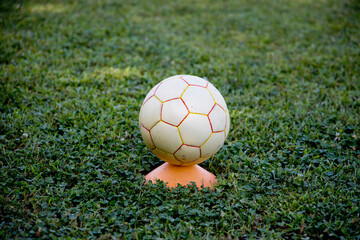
[1, 0, 359, 239]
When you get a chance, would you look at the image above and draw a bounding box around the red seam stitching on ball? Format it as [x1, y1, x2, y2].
[179, 76, 190, 85]
[142, 95, 154, 106]
[180, 98, 190, 114]
[180, 76, 207, 88]
[142, 124, 156, 149]
[162, 120, 178, 128]
[208, 103, 216, 116]
[174, 144, 184, 155]
[177, 112, 189, 127]
[160, 103, 164, 121]
[153, 82, 163, 96]
[183, 144, 201, 148]
[213, 130, 224, 133]
[164, 97, 180, 103]
[141, 124, 150, 131]
[217, 103, 227, 112]
[208, 114, 214, 132]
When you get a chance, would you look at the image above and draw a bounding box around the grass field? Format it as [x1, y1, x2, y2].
[1, 0, 360, 239]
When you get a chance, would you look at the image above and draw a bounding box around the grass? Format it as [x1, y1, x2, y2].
[1, 0, 359, 238]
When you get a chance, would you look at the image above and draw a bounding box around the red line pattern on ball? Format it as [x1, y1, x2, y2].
[164, 97, 180, 103]
[179, 76, 190, 85]
[180, 76, 208, 88]
[153, 81, 163, 96]
[207, 103, 216, 132]
[143, 82, 163, 106]
[160, 102, 164, 121]
[217, 103, 227, 113]
[141, 124, 156, 150]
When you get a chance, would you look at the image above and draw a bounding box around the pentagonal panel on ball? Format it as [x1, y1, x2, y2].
[151, 148, 182, 165]
[140, 125, 155, 150]
[139, 96, 162, 130]
[155, 77, 188, 102]
[150, 122, 182, 153]
[201, 132, 225, 158]
[162, 99, 189, 126]
[174, 144, 200, 162]
[207, 83, 228, 112]
[180, 75, 208, 87]
[208, 104, 226, 132]
[181, 86, 215, 114]
[179, 114, 212, 146]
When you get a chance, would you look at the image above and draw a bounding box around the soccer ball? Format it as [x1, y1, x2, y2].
[139, 75, 230, 166]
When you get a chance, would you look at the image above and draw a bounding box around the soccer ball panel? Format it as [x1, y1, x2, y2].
[140, 125, 155, 150]
[152, 148, 182, 165]
[155, 77, 188, 102]
[151, 122, 182, 153]
[139, 96, 162, 130]
[180, 75, 208, 87]
[182, 86, 214, 114]
[208, 104, 226, 132]
[201, 132, 225, 158]
[179, 114, 211, 146]
[174, 145, 200, 162]
[162, 99, 189, 126]
[207, 83, 228, 111]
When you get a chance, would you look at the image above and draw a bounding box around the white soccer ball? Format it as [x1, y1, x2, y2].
[139, 75, 230, 166]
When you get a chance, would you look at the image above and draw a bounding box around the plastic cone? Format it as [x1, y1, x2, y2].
[145, 163, 217, 189]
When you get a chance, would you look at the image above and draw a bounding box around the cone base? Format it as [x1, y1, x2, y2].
[145, 163, 217, 189]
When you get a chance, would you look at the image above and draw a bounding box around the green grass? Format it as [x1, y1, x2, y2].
[1, 0, 359, 238]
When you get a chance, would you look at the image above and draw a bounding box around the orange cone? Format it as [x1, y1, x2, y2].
[145, 163, 217, 189]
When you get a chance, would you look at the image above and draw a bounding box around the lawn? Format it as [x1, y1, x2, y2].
[1, 0, 359, 239]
